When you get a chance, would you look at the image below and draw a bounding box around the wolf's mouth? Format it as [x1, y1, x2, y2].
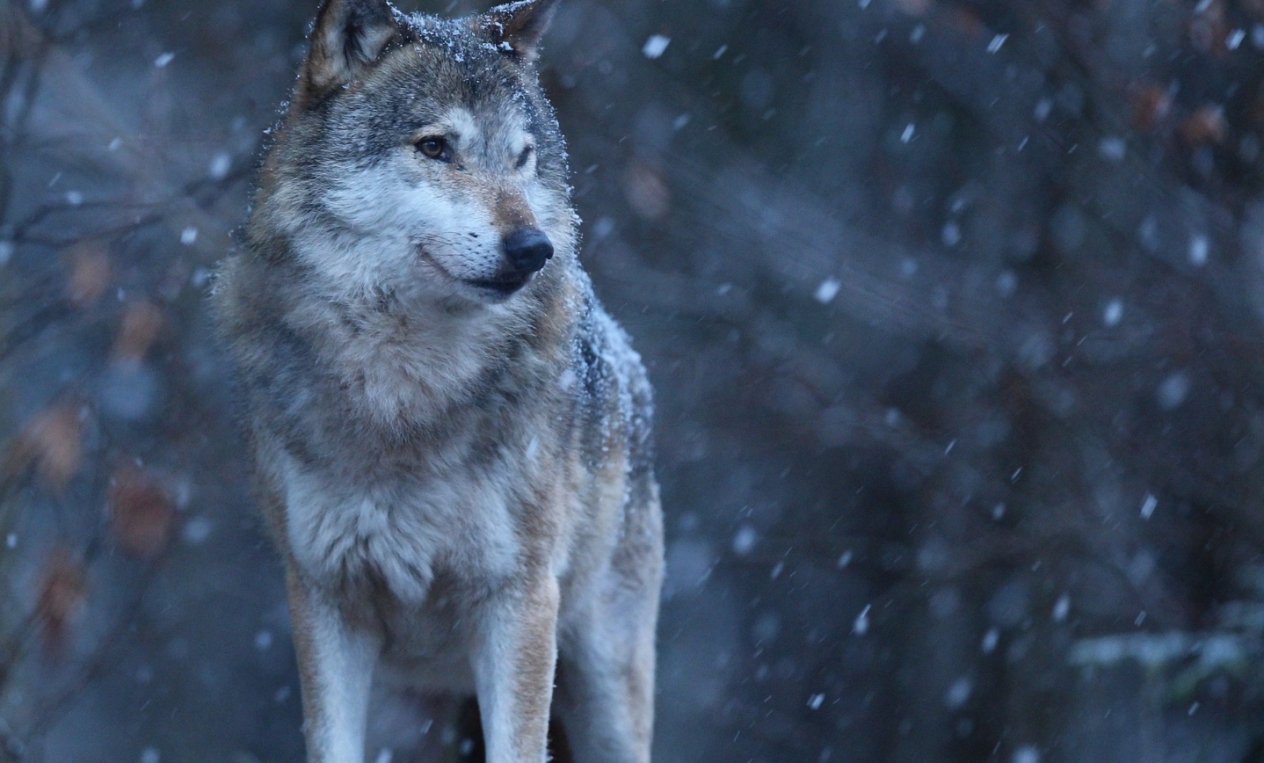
[464, 273, 531, 295]
[418, 249, 531, 297]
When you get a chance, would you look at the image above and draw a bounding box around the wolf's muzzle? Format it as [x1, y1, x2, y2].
[503, 227, 554, 275]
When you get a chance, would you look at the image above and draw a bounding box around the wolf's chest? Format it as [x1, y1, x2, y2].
[277, 453, 521, 603]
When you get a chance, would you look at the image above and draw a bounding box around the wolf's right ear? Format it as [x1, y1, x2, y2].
[306, 0, 400, 90]
[477, 0, 559, 63]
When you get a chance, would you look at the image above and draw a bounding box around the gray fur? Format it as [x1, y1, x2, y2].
[212, 1, 662, 761]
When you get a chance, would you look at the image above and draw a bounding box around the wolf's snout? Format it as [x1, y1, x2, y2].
[503, 227, 554, 274]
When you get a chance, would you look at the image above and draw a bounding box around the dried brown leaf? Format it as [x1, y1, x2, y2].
[111, 302, 165, 365]
[108, 463, 175, 558]
[1189, 0, 1229, 55]
[1131, 84, 1173, 132]
[624, 161, 670, 221]
[6, 403, 83, 490]
[36, 548, 87, 655]
[1181, 105, 1227, 145]
[64, 240, 111, 307]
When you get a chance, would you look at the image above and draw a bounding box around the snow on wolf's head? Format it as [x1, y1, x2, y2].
[254, 0, 574, 306]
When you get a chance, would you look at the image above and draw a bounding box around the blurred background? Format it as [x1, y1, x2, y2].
[3, 0, 1264, 760]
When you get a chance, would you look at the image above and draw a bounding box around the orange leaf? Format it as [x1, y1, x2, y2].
[111, 302, 165, 365]
[36, 548, 87, 655]
[6, 403, 83, 491]
[107, 463, 175, 558]
[63, 241, 111, 307]
[1131, 84, 1173, 132]
[1181, 105, 1227, 145]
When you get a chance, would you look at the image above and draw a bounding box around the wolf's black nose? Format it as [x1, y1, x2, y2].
[503, 227, 554, 274]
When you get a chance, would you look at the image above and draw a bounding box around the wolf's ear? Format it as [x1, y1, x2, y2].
[476, 0, 559, 63]
[306, 0, 400, 89]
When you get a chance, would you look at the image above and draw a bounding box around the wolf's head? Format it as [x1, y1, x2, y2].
[253, 0, 573, 306]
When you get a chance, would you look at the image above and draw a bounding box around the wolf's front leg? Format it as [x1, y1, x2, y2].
[287, 570, 381, 763]
[471, 576, 560, 763]
[554, 589, 658, 763]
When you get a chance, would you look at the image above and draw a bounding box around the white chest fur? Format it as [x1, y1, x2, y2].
[277, 451, 521, 604]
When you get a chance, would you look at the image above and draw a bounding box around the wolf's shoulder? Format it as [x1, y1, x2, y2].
[568, 283, 654, 462]
[212, 244, 310, 365]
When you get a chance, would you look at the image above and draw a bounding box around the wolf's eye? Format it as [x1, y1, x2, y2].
[416, 137, 448, 160]
[516, 145, 534, 170]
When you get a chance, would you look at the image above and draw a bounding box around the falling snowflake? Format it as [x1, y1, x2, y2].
[982, 628, 1000, 653]
[814, 277, 841, 304]
[1103, 298, 1123, 327]
[1052, 594, 1070, 622]
[853, 604, 871, 635]
[208, 152, 231, 180]
[1189, 234, 1209, 266]
[642, 35, 670, 60]
[732, 525, 758, 556]
[1013, 745, 1040, 763]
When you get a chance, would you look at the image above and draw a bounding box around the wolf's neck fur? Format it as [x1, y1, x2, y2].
[264, 233, 575, 436]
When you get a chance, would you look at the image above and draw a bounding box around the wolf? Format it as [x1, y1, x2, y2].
[210, 1, 663, 761]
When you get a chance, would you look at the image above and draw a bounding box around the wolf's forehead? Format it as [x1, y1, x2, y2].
[439, 106, 530, 143]
[384, 44, 537, 123]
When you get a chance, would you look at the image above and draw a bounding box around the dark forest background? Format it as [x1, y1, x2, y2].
[3, 0, 1264, 760]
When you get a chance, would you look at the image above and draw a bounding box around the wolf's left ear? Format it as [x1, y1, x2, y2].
[477, 0, 559, 63]
[306, 0, 400, 90]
